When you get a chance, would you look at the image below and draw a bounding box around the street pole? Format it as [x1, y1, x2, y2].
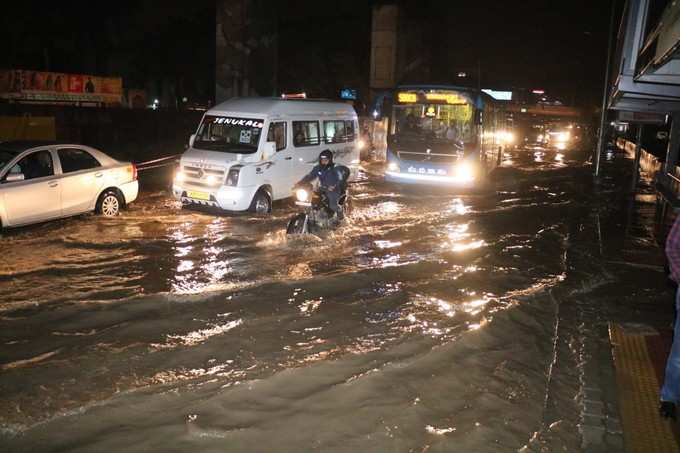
[595, 0, 617, 177]
[631, 124, 643, 192]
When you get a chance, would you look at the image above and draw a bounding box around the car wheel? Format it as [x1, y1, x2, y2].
[96, 190, 123, 217]
[249, 190, 272, 214]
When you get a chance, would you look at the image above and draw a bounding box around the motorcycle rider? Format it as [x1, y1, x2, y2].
[296, 149, 346, 221]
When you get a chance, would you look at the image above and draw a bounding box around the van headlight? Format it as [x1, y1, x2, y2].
[387, 162, 399, 172]
[296, 188, 310, 202]
[226, 166, 241, 186]
[175, 169, 186, 182]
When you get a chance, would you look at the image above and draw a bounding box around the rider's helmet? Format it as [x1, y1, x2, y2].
[319, 149, 333, 168]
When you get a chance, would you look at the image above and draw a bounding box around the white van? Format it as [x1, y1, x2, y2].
[172, 98, 360, 213]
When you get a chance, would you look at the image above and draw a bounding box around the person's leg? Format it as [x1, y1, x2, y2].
[661, 287, 680, 417]
[326, 191, 343, 220]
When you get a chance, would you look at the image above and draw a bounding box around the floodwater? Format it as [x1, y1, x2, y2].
[1, 145, 624, 451]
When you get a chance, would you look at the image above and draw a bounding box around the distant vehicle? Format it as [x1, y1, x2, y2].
[375, 85, 510, 187]
[173, 98, 360, 214]
[522, 123, 548, 148]
[544, 121, 583, 150]
[0, 141, 138, 228]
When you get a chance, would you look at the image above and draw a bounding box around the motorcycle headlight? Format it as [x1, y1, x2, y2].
[226, 166, 241, 186]
[357, 139, 366, 150]
[387, 162, 399, 172]
[296, 188, 309, 202]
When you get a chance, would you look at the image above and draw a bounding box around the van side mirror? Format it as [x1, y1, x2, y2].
[657, 131, 669, 141]
[5, 173, 25, 182]
[262, 141, 276, 160]
[189, 134, 196, 148]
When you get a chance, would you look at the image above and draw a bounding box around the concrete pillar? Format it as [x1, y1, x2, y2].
[369, 5, 399, 100]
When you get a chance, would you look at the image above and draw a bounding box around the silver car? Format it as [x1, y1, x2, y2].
[0, 141, 139, 228]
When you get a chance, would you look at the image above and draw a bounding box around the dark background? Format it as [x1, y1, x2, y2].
[0, 0, 616, 109]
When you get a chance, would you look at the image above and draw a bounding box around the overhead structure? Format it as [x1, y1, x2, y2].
[607, 0, 680, 197]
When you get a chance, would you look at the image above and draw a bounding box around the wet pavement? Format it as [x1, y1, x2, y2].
[0, 146, 673, 452]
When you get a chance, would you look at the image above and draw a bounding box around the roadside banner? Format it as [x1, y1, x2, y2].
[0, 69, 123, 105]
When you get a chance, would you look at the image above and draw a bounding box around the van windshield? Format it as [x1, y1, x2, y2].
[193, 115, 264, 153]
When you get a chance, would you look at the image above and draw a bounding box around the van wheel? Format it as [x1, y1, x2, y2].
[249, 190, 272, 214]
[96, 189, 123, 217]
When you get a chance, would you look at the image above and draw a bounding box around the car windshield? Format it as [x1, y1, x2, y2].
[193, 115, 264, 153]
[0, 149, 19, 169]
[390, 95, 476, 146]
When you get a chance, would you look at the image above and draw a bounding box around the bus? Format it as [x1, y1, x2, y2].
[374, 85, 510, 187]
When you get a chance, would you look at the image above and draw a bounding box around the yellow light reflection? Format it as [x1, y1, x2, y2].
[374, 240, 403, 249]
[449, 198, 468, 215]
[426, 425, 456, 435]
[451, 240, 486, 252]
[378, 201, 402, 215]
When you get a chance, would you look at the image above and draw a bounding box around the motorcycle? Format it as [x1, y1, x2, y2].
[286, 183, 351, 235]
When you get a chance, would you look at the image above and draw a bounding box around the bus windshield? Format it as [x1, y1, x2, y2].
[193, 115, 264, 153]
[390, 98, 476, 145]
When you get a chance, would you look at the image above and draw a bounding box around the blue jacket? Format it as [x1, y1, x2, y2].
[300, 163, 343, 190]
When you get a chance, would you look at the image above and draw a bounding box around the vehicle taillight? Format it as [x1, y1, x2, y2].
[127, 164, 138, 182]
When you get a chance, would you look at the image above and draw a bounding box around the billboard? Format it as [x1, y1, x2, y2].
[0, 69, 123, 105]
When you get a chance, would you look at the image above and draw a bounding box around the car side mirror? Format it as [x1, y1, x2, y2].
[189, 134, 196, 148]
[262, 141, 276, 160]
[5, 173, 25, 182]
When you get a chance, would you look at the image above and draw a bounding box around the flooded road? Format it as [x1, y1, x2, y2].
[1, 147, 624, 451]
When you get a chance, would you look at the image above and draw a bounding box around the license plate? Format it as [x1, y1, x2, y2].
[187, 190, 210, 201]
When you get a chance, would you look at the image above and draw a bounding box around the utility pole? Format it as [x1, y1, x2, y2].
[594, 0, 617, 177]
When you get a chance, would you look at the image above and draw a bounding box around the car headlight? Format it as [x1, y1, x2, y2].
[226, 166, 241, 186]
[387, 162, 399, 172]
[296, 188, 309, 202]
[175, 169, 186, 182]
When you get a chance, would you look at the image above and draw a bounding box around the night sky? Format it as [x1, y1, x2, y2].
[1, 0, 616, 108]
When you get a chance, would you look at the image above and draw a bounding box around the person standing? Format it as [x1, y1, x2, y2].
[661, 213, 680, 419]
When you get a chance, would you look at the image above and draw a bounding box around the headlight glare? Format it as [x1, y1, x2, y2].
[296, 188, 309, 202]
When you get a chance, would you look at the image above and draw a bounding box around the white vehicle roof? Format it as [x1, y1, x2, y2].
[208, 97, 357, 119]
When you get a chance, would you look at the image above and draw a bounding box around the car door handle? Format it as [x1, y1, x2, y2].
[48, 181, 59, 187]
[284, 157, 292, 160]
[94, 172, 103, 178]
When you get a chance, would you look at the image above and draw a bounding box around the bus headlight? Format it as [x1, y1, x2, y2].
[296, 188, 310, 202]
[454, 162, 474, 182]
[387, 162, 399, 172]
